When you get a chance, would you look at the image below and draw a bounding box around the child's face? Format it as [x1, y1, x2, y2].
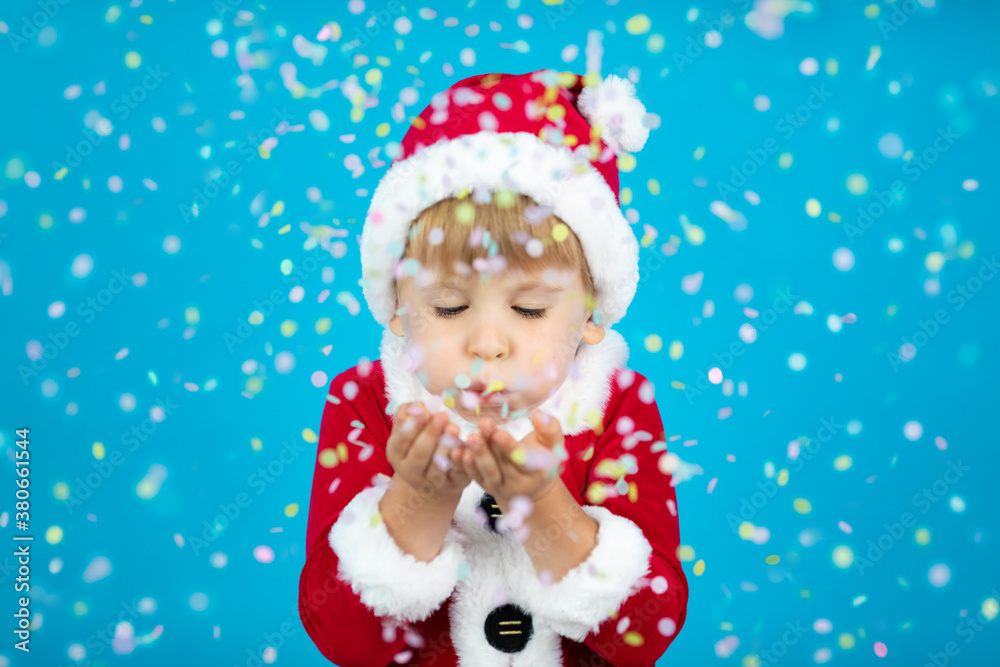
[389, 264, 605, 424]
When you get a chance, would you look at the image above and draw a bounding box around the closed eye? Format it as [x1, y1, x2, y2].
[433, 306, 547, 320]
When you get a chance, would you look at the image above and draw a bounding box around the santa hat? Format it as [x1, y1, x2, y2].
[359, 69, 651, 330]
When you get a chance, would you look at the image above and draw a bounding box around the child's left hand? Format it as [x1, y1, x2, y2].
[450, 409, 566, 513]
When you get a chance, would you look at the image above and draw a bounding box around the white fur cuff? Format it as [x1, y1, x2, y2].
[523, 505, 653, 642]
[328, 483, 466, 624]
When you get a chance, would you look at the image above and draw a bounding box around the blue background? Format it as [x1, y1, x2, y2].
[1, 0, 998, 665]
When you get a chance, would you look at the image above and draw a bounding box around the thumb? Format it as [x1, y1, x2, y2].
[530, 409, 561, 447]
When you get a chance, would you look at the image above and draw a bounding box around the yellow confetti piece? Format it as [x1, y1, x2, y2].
[832, 545, 854, 568]
[92, 441, 105, 460]
[647, 179, 660, 195]
[839, 632, 856, 649]
[644, 334, 662, 353]
[581, 445, 594, 462]
[676, 544, 695, 562]
[765, 554, 780, 565]
[669, 340, 683, 360]
[777, 469, 789, 486]
[866, 45, 881, 71]
[805, 198, 821, 217]
[54, 167, 68, 180]
[284, 503, 299, 518]
[370, 511, 383, 528]
[364, 69, 382, 85]
[318, 448, 339, 468]
[925, 251, 946, 273]
[552, 223, 570, 242]
[586, 482, 608, 504]
[316, 317, 332, 334]
[846, 173, 869, 195]
[511, 448, 527, 465]
[738, 521, 754, 540]
[693, 559, 705, 576]
[864, 4, 880, 18]
[73, 601, 88, 616]
[778, 152, 793, 169]
[826, 58, 839, 74]
[280, 320, 298, 337]
[139, 14, 153, 24]
[914, 527, 930, 545]
[670, 380, 685, 390]
[793, 498, 812, 513]
[251, 437, 263, 451]
[125, 51, 142, 69]
[693, 146, 705, 160]
[958, 240, 974, 259]
[623, 631, 644, 647]
[456, 201, 475, 224]
[278, 224, 291, 235]
[833, 454, 853, 471]
[302, 428, 318, 444]
[376, 122, 390, 137]
[620, 187, 632, 205]
[625, 14, 651, 34]
[184, 307, 200, 325]
[54, 482, 70, 500]
[617, 153, 637, 173]
[337, 443, 349, 462]
[982, 597, 999, 621]
[46, 526, 64, 545]
[545, 104, 566, 122]
[628, 481, 638, 502]
[106, 5, 122, 22]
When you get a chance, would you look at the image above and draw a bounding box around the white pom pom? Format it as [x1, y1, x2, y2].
[577, 74, 650, 154]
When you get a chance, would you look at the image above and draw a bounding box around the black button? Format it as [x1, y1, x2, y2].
[477, 493, 503, 533]
[484, 604, 533, 653]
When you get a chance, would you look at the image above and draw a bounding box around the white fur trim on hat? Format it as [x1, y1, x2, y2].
[519, 504, 653, 642]
[577, 74, 651, 155]
[360, 131, 641, 330]
[328, 482, 467, 624]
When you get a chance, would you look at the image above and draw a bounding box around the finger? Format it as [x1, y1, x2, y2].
[456, 444, 484, 486]
[530, 409, 562, 448]
[469, 431, 504, 490]
[406, 411, 447, 476]
[489, 429, 533, 477]
[388, 404, 427, 459]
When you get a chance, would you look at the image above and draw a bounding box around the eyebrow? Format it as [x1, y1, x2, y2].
[423, 280, 565, 294]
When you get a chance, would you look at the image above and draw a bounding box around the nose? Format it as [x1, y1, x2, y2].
[468, 314, 509, 361]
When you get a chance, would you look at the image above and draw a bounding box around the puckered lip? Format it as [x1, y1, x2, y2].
[468, 380, 505, 394]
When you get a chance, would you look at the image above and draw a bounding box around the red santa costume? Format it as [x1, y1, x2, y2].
[299, 70, 689, 667]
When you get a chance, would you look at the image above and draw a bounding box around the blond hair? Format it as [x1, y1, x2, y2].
[394, 191, 596, 306]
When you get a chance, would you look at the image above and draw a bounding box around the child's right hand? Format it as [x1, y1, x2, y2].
[387, 402, 472, 501]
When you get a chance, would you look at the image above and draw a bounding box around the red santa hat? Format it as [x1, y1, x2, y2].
[360, 69, 651, 330]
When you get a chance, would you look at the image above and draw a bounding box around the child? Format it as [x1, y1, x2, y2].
[299, 70, 689, 666]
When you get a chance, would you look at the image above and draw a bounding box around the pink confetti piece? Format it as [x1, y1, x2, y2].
[874, 641, 887, 658]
